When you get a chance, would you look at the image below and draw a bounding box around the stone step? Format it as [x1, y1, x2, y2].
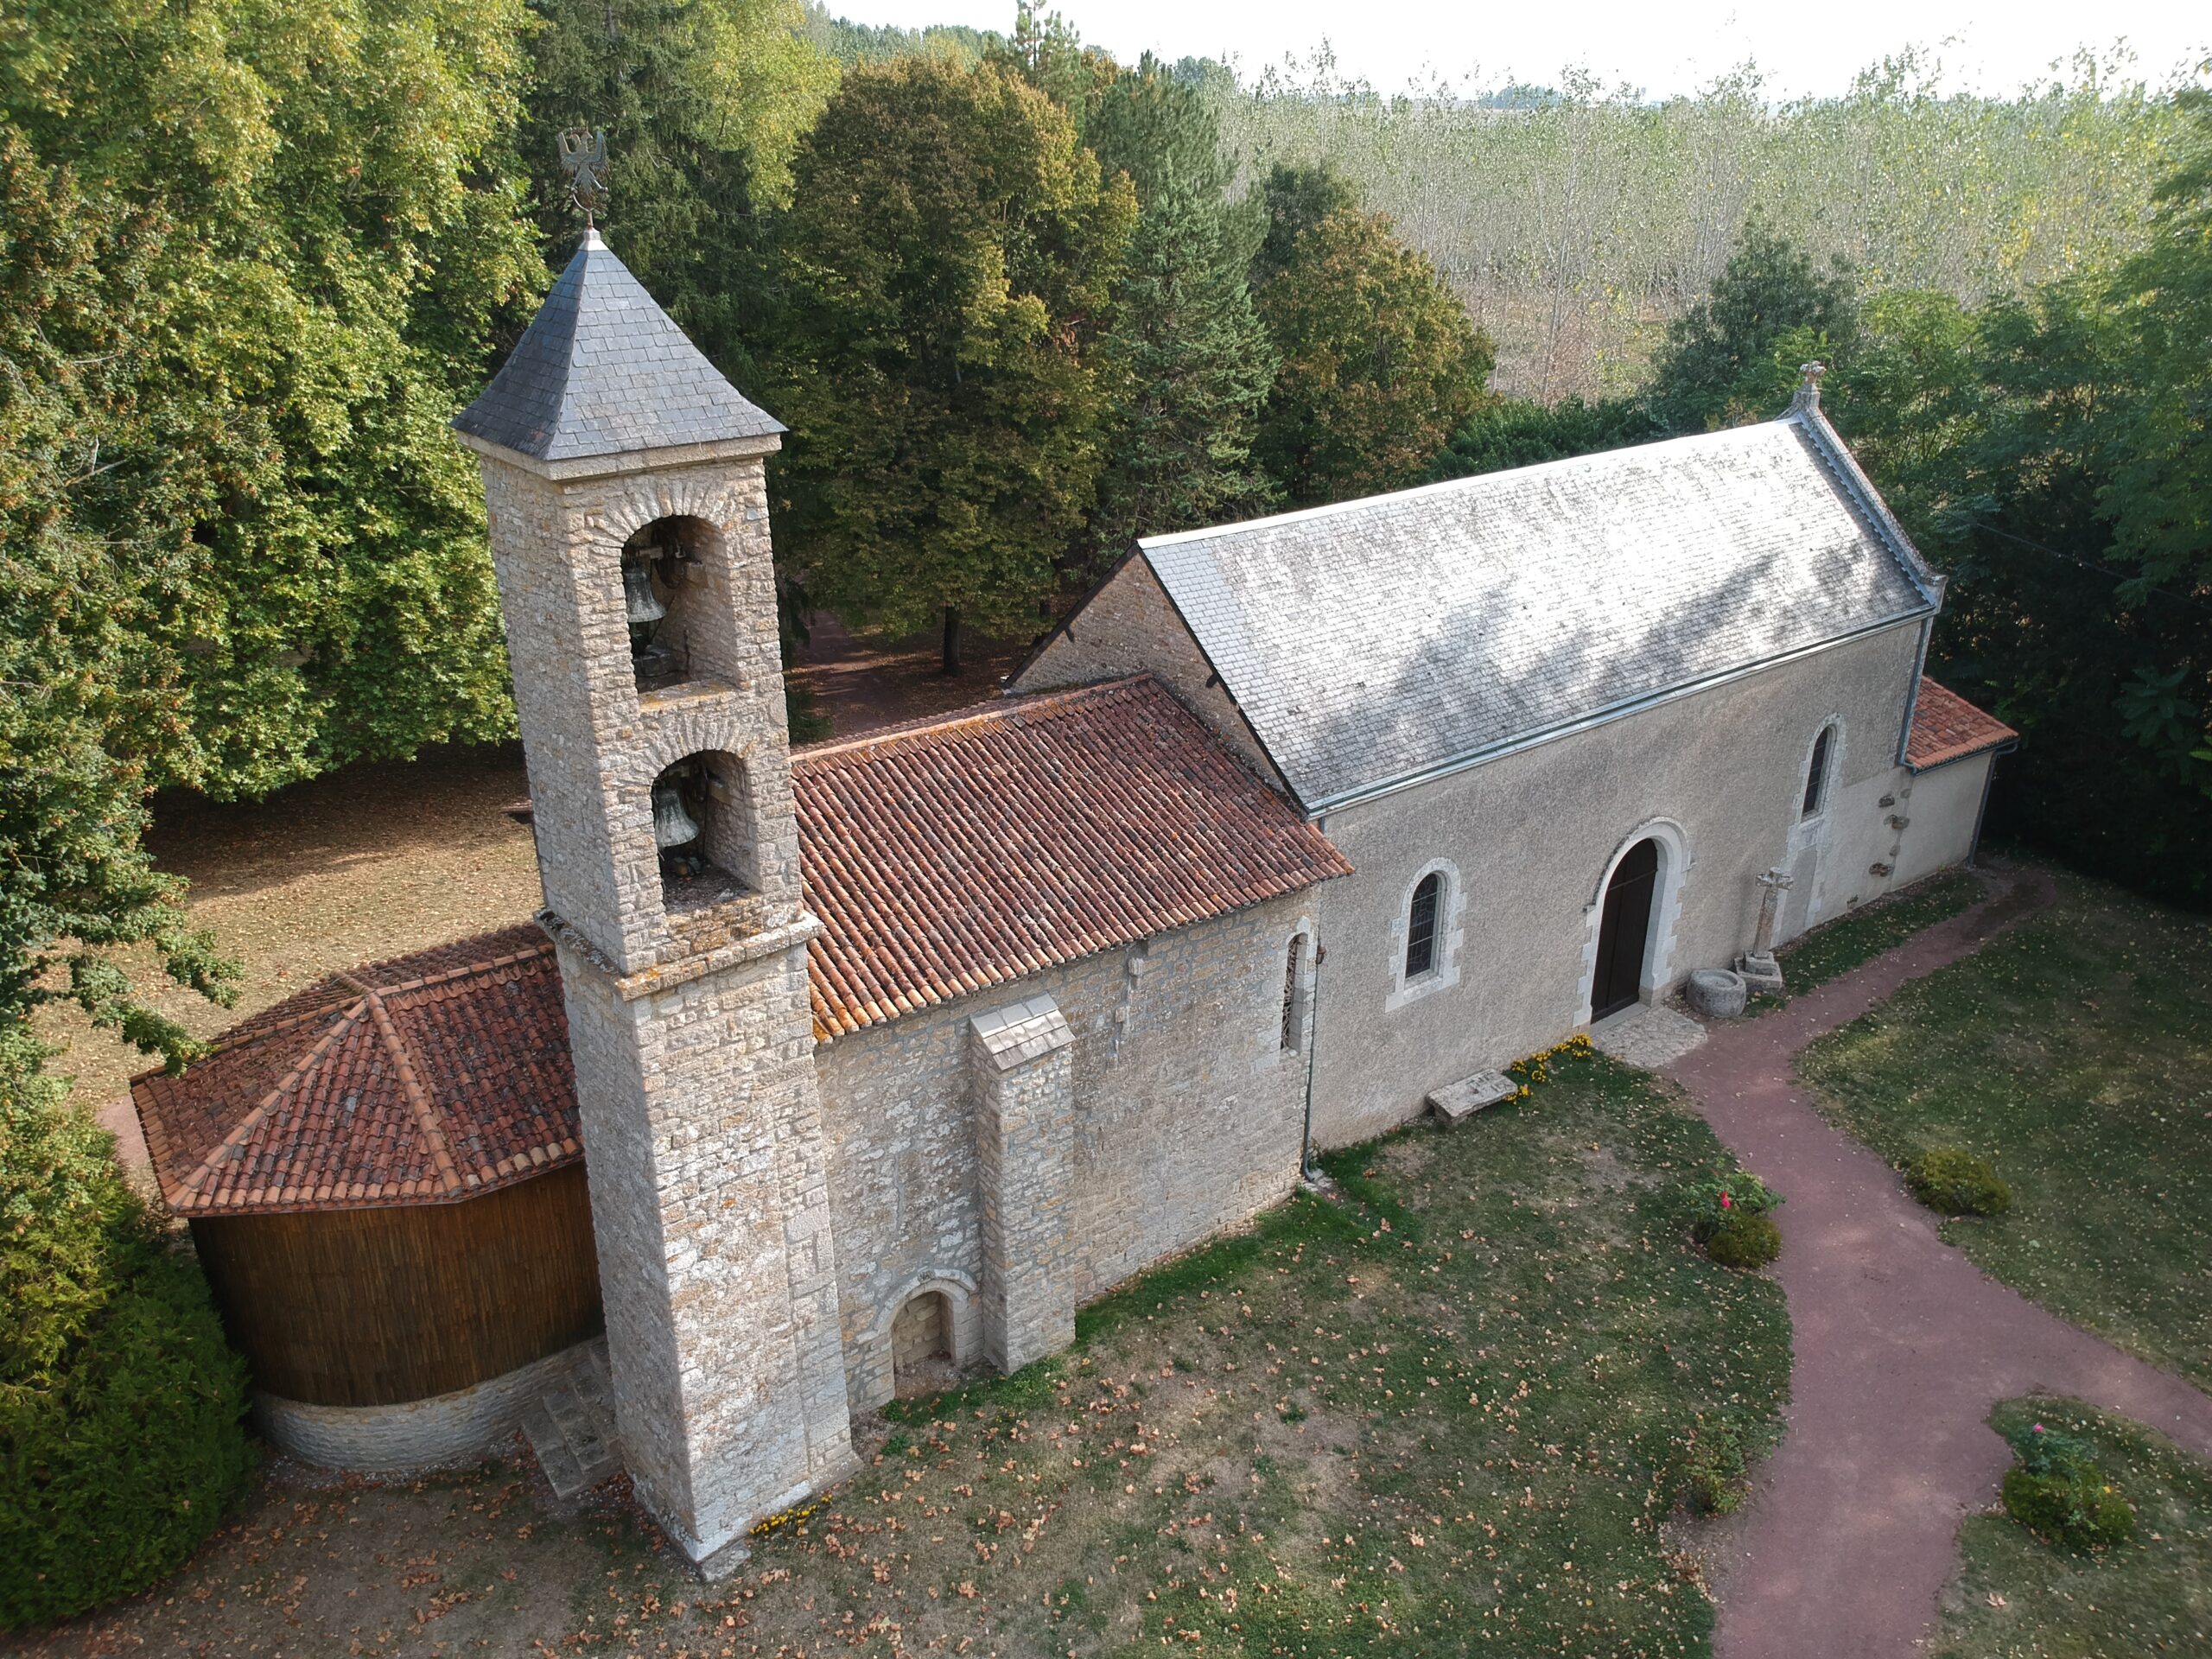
[522, 1344, 625, 1498]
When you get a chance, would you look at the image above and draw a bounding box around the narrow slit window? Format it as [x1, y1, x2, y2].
[1280, 936, 1303, 1052]
[1405, 873, 1441, 980]
[1802, 726, 1834, 819]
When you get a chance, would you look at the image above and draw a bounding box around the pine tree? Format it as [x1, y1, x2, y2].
[772, 57, 1136, 676]
[1090, 175, 1277, 566]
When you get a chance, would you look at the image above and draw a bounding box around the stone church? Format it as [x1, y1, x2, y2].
[131, 231, 2014, 1573]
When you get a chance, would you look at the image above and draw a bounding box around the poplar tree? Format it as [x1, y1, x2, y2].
[772, 58, 1135, 676]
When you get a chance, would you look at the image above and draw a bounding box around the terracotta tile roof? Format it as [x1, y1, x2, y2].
[1906, 677, 2018, 770]
[131, 926, 581, 1217]
[793, 676, 1353, 1038]
[133, 676, 1350, 1213]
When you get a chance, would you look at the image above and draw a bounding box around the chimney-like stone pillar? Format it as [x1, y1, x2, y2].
[969, 996, 1077, 1374]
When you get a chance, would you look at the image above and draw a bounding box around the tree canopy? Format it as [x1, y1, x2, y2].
[1253, 199, 1495, 505]
[771, 55, 1136, 671]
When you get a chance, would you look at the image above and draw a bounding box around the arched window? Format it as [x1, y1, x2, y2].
[1802, 725, 1835, 819]
[1405, 872, 1442, 980]
[1280, 933, 1310, 1052]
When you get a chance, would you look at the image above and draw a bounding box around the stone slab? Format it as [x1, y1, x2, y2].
[1588, 1004, 1708, 1071]
[1427, 1069, 1518, 1123]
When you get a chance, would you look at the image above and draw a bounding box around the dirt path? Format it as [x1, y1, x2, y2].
[784, 612, 1027, 739]
[1664, 867, 2212, 1658]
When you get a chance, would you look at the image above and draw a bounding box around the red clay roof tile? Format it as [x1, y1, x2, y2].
[132, 926, 577, 1218]
[1906, 677, 2017, 770]
[791, 677, 1352, 1039]
[133, 676, 1351, 1215]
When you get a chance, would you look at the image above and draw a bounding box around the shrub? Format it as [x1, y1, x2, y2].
[1701, 1211, 1783, 1270]
[1907, 1147, 2012, 1217]
[1684, 1419, 1751, 1514]
[2001, 1465, 2136, 1548]
[1688, 1166, 1783, 1268]
[0, 1031, 253, 1628]
[1999, 1419, 2136, 1548]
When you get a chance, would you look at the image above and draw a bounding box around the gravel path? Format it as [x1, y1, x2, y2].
[1664, 866, 2212, 1658]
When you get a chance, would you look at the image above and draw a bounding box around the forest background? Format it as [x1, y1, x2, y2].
[0, 2, 2206, 1613]
[3, 0, 2209, 1086]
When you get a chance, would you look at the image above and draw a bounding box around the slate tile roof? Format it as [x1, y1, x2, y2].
[791, 676, 1352, 1037]
[1906, 677, 2017, 770]
[1131, 410, 1942, 810]
[451, 229, 783, 462]
[133, 677, 1349, 1213]
[131, 927, 582, 1217]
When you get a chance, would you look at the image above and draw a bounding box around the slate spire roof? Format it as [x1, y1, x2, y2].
[452, 228, 783, 462]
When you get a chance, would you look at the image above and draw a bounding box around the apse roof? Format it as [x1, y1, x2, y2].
[451, 229, 783, 462]
[1905, 677, 2018, 770]
[131, 928, 580, 1217]
[1122, 407, 1943, 810]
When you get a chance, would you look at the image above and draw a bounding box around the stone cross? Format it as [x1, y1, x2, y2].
[1751, 867, 1796, 956]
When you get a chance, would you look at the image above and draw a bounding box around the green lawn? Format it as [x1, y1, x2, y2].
[1799, 868, 2212, 1390]
[1936, 1397, 2212, 1658]
[55, 1049, 1789, 1657]
[1758, 869, 1987, 1007]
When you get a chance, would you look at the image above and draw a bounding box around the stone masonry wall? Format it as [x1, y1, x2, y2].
[475, 446, 804, 978]
[474, 435, 853, 1570]
[1019, 556, 1287, 789]
[969, 998, 1077, 1374]
[816, 891, 1314, 1411]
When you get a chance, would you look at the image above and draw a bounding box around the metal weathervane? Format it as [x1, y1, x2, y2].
[559, 127, 611, 226]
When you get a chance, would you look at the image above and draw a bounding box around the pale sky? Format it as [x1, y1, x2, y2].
[828, 0, 2210, 99]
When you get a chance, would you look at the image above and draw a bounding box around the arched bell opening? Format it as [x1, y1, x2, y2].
[621, 515, 716, 695]
[650, 750, 759, 916]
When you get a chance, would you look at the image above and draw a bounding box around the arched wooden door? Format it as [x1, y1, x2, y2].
[1592, 839, 1660, 1020]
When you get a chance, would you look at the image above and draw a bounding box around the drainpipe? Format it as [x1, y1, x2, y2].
[1300, 936, 1326, 1184]
[1965, 741, 2018, 869]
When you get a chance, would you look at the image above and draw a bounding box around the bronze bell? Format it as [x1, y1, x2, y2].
[652, 780, 700, 849]
[624, 560, 667, 628]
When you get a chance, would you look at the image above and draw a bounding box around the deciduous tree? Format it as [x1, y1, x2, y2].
[1253, 201, 1493, 505]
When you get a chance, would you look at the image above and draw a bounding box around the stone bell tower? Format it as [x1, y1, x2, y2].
[454, 230, 855, 1569]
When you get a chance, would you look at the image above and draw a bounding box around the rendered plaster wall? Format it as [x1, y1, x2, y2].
[256, 1338, 602, 1473]
[1019, 556, 1287, 788]
[1305, 623, 1937, 1147]
[815, 893, 1314, 1411]
[1889, 756, 1995, 887]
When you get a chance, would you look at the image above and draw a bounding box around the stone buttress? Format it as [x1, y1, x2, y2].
[454, 230, 855, 1569]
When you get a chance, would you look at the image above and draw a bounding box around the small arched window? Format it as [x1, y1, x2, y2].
[1802, 725, 1835, 819]
[1405, 872, 1442, 980]
[1280, 934, 1310, 1052]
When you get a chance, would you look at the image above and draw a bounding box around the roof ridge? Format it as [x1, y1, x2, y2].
[173, 994, 372, 1205]
[366, 938, 557, 998]
[792, 674, 1154, 767]
[346, 973, 467, 1198]
[1137, 421, 1784, 552]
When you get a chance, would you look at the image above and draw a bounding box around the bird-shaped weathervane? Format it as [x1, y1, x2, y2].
[559, 128, 611, 227]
